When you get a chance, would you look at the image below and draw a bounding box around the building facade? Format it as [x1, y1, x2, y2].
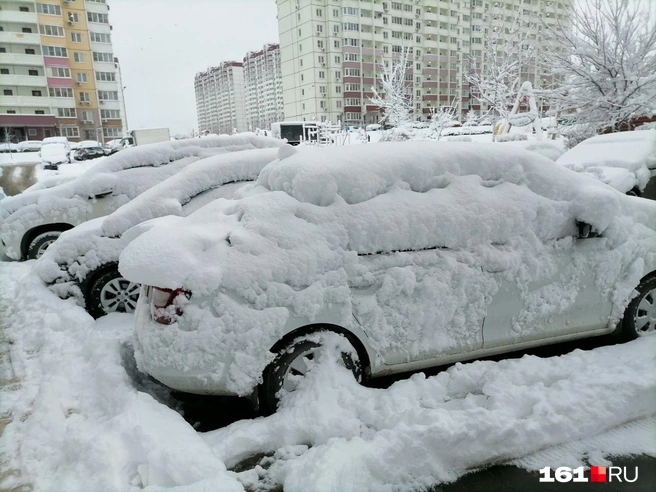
[0, 0, 127, 143]
[243, 43, 284, 131]
[194, 61, 246, 135]
[277, 0, 570, 125]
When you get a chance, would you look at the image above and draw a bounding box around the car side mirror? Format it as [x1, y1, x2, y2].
[576, 220, 601, 239]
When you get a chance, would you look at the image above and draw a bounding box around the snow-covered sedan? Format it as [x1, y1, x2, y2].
[119, 143, 656, 412]
[0, 134, 283, 260]
[34, 147, 281, 318]
[556, 129, 656, 197]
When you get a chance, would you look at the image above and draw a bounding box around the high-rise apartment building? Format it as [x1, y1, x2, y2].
[195, 61, 246, 135]
[277, 0, 570, 125]
[243, 43, 284, 131]
[0, 0, 127, 143]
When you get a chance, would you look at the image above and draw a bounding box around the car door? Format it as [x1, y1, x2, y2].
[350, 248, 493, 365]
[482, 235, 613, 349]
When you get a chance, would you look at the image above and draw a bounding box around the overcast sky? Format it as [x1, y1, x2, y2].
[110, 0, 278, 135]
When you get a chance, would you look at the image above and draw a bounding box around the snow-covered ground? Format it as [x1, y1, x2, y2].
[1, 260, 654, 491]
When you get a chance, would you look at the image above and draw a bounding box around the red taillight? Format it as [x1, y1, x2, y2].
[150, 287, 191, 325]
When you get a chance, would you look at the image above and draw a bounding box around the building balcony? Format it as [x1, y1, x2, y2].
[0, 53, 43, 67]
[1, 10, 37, 24]
[2, 95, 49, 107]
[423, 25, 439, 36]
[0, 31, 41, 46]
[0, 74, 47, 87]
[0, 113, 56, 128]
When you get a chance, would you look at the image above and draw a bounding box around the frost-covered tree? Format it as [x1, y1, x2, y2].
[429, 100, 459, 141]
[465, 7, 537, 129]
[463, 111, 479, 127]
[370, 47, 413, 128]
[544, 0, 656, 132]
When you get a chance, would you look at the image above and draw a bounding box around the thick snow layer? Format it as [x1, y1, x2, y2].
[556, 129, 656, 193]
[120, 142, 656, 395]
[33, 147, 279, 300]
[205, 337, 656, 491]
[1, 262, 654, 492]
[0, 134, 282, 259]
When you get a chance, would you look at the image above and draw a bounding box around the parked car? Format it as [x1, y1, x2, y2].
[556, 129, 656, 197]
[74, 141, 106, 161]
[17, 140, 42, 153]
[0, 134, 283, 260]
[119, 142, 656, 412]
[34, 146, 281, 318]
[0, 143, 19, 153]
[40, 142, 71, 170]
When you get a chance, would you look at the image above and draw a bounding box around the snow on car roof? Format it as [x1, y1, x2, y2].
[556, 130, 656, 193]
[0, 133, 283, 215]
[120, 142, 656, 293]
[101, 147, 281, 237]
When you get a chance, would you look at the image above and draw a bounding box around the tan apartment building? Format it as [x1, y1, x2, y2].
[0, 0, 127, 142]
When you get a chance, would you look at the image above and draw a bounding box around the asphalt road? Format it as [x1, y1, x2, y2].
[0, 165, 37, 196]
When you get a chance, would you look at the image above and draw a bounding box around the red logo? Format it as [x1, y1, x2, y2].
[591, 466, 607, 482]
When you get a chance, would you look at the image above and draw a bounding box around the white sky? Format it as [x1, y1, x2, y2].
[110, 0, 278, 135]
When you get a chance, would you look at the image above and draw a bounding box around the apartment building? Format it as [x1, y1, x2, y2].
[243, 43, 284, 131]
[277, 0, 570, 125]
[194, 61, 246, 135]
[0, 0, 127, 143]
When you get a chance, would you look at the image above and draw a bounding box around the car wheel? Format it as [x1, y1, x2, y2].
[626, 187, 642, 198]
[86, 268, 141, 319]
[260, 334, 363, 414]
[27, 231, 62, 260]
[621, 275, 656, 340]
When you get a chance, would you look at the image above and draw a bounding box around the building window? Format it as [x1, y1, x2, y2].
[20, 6, 29, 12]
[335, 71, 341, 79]
[28, 129, 37, 136]
[316, 24, 323, 33]
[336, 85, 342, 93]
[49, 87, 74, 98]
[0, 48, 5, 53]
[22, 27, 33, 34]
[81, 110, 93, 122]
[95, 71, 116, 82]
[316, 8, 322, 17]
[79, 92, 90, 103]
[39, 25, 64, 37]
[32, 90, 42, 97]
[343, 22, 359, 31]
[44, 129, 52, 137]
[6, 110, 16, 114]
[334, 40, 340, 48]
[93, 52, 114, 63]
[98, 90, 118, 101]
[103, 127, 122, 138]
[100, 109, 121, 119]
[48, 67, 70, 78]
[67, 12, 79, 23]
[57, 108, 77, 118]
[36, 4, 62, 15]
[318, 71, 325, 79]
[0, 69, 9, 74]
[87, 12, 109, 24]
[76, 72, 88, 83]
[43, 46, 68, 57]
[25, 48, 36, 54]
[61, 126, 80, 137]
[336, 101, 342, 108]
[90, 32, 111, 43]
[71, 32, 82, 43]
[74, 52, 85, 63]
[3, 90, 13, 96]
[35, 110, 45, 114]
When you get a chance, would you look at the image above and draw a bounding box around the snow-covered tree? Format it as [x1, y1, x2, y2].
[465, 7, 537, 131]
[429, 100, 459, 141]
[463, 111, 479, 127]
[370, 47, 413, 128]
[544, 0, 656, 132]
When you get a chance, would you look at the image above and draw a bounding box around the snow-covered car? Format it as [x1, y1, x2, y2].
[0, 143, 19, 153]
[74, 141, 106, 161]
[0, 134, 283, 260]
[119, 143, 656, 412]
[39, 142, 71, 169]
[556, 129, 656, 197]
[17, 140, 42, 153]
[34, 147, 281, 318]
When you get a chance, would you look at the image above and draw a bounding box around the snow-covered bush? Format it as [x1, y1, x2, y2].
[378, 126, 414, 142]
[497, 134, 528, 142]
[562, 124, 598, 149]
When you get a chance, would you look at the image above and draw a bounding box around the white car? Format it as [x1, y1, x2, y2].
[119, 143, 656, 412]
[0, 134, 283, 260]
[17, 140, 42, 153]
[556, 129, 656, 197]
[34, 147, 281, 318]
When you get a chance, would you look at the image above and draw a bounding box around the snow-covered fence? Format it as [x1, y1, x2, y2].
[497, 134, 528, 142]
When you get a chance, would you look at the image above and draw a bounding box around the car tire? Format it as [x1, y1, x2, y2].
[27, 231, 62, 260]
[621, 274, 656, 340]
[626, 187, 642, 198]
[86, 268, 141, 319]
[259, 334, 363, 414]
